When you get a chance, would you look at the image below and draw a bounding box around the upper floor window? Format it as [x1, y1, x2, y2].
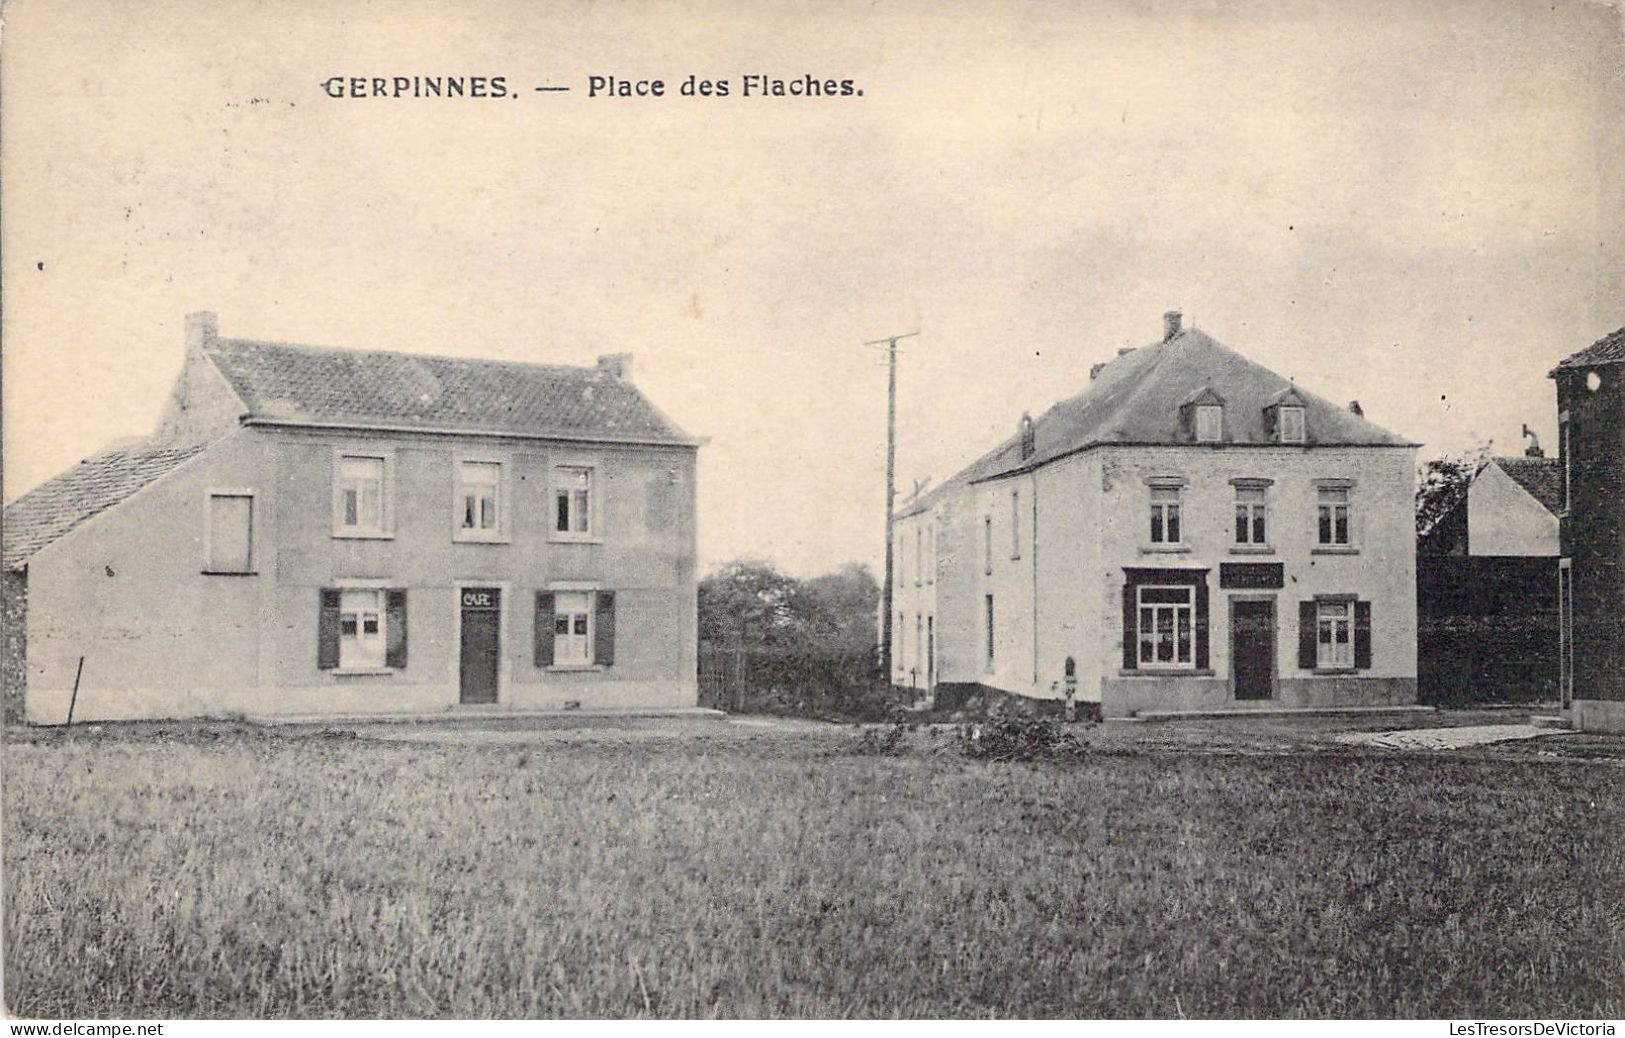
[1149, 486, 1182, 544]
[1195, 405, 1224, 442]
[1235, 486, 1268, 545]
[554, 466, 595, 539]
[915, 527, 923, 586]
[335, 453, 387, 536]
[1317, 487, 1351, 546]
[984, 516, 993, 575]
[205, 492, 254, 574]
[457, 461, 502, 539]
[1279, 406, 1306, 444]
[926, 524, 935, 585]
[1011, 490, 1022, 559]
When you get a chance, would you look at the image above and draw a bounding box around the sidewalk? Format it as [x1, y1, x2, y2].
[1334, 724, 1558, 750]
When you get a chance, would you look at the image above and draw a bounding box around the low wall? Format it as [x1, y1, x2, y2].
[1572, 699, 1625, 734]
[1103, 675, 1417, 718]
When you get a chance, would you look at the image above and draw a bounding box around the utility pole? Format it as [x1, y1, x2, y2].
[864, 330, 919, 684]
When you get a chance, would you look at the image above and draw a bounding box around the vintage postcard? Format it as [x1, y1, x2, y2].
[2, 0, 1621, 1024]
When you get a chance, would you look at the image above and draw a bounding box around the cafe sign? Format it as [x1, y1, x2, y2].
[461, 588, 500, 610]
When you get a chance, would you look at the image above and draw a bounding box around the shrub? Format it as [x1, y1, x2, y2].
[957, 717, 1087, 763]
[852, 722, 910, 756]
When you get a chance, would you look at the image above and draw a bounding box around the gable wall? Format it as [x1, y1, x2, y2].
[1467, 464, 1559, 556]
[154, 353, 244, 442]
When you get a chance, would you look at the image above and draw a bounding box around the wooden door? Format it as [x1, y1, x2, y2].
[1231, 599, 1275, 701]
[460, 587, 501, 705]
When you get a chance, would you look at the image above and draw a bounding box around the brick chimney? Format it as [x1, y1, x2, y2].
[1163, 310, 1182, 342]
[596, 353, 633, 380]
[1019, 412, 1035, 459]
[185, 311, 218, 358]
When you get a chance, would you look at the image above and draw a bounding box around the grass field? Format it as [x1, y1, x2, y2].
[4, 715, 1622, 1018]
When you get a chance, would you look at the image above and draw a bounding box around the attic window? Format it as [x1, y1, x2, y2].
[1195, 406, 1223, 442]
[1279, 406, 1306, 444]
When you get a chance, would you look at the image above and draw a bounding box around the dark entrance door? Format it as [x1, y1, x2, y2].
[1231, 599, 1275, 700]
[459, 587, 500, 704]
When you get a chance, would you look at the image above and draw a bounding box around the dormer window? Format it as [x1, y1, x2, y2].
[1264, 387, 1309, 444]
[1195, 405, 1223, 442]
[1179, 387, 1226, 443]
[1279, 406, 1306, 444]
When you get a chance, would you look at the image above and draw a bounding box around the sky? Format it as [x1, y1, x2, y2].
[4, 0, 1622, 577]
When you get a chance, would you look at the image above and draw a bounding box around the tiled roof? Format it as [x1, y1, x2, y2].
[1490, 456, 1564, 517]
[1551, 327, 1625, 372]
[3, 440, 214, 570]
[203, 337, 694, 443]
[898, 325, 1413, 517]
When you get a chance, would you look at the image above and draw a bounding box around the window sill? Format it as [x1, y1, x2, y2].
[545, 664, 604, 673]
[1228, 545, 1274, 555]
[201, 570, 258, 577]
[549, 535, 604, 546]
[1311, 667, 1358, 676]
[333, 668, 396, 677]
[332, 529, 394, 540]
[1119, 668, 1216, 678]
[453, 534, 511, 545]
[1140, 544, 1191, 554]
[1311, 546, 1359, 555]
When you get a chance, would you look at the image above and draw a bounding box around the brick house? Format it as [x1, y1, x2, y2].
[1552, 326, 1625, 732]
[3, 312, 700, 722]
[891, 312, 1419, 718]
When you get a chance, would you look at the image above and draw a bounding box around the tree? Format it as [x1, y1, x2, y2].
[698, 558, 885, 714]
[697, 558, 800, 646]
[1416, 440, 1492, 537]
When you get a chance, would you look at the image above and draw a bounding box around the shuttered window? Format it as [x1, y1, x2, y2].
[318, 587, 407, 671]
[535, 590, 616, 668]
[1299, 598, 1371, 671]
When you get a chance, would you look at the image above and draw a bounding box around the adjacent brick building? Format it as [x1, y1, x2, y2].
[3, 312, 700, 722]
[891, 313, 1420, 718]
[1416, 454, 1563, 705]
[1552, 326, 1625, 732]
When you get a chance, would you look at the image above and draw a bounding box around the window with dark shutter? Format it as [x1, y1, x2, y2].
[318, 589, 341, 670]
[385, 589, 408, 669]
[1298, 600, 1317, 671]
[594, 591, 617, 667]
[1354, 600, 1372, 670]
[534, 592, 556, 668]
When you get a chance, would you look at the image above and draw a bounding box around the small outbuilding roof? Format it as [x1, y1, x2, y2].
[1489, 456, 1565, 517]
[203, 335, 696, 444]
[3, 440, 214, 571]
